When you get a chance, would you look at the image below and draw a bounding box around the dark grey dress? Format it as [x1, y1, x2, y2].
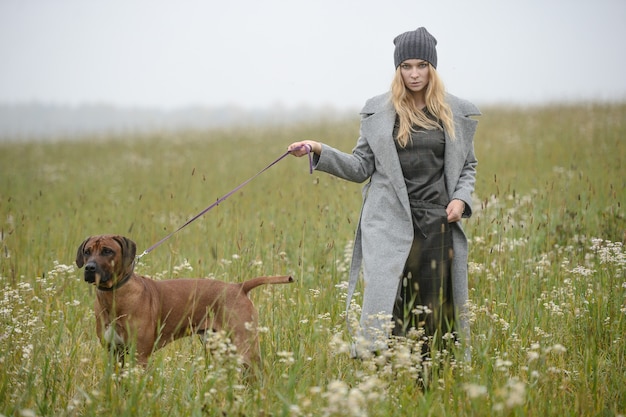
[391, 114, 455, 344]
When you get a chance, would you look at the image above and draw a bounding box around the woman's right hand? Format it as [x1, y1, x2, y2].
[288, 140, 321, 157]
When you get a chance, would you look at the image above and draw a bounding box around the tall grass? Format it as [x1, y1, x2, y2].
[1, 103, 624, 416]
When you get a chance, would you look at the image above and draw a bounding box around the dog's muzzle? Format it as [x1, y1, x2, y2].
[83, 260, 110, 284]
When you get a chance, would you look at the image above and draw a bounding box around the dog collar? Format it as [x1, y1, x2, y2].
[97, 272, 132, 292]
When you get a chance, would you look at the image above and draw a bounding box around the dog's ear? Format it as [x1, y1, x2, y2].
[113, 236, 137, 271]
[75, 237, 91, 268]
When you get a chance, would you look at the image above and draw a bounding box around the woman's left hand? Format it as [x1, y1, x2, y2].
[288, 140, 321, 157]
[446, 199, 465, 223]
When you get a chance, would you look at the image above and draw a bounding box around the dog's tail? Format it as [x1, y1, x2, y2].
[241, 275, 294, 294]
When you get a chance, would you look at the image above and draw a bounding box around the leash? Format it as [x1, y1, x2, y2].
[137, 144, 313, 259]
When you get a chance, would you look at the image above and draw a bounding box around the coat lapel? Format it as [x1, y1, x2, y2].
[360, 99, 410, 210]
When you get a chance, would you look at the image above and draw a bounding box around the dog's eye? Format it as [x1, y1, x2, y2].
[101, 247, 114, 256]
[83, 248, 91, 256]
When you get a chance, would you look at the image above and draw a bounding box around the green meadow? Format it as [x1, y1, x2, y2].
[1, 103, 625, 416]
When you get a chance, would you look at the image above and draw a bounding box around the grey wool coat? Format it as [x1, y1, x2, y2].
[313, 92, 480, 355]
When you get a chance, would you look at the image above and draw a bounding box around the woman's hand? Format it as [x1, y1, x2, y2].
[288, 140, 321, 157]
[446, 199, 465, 223]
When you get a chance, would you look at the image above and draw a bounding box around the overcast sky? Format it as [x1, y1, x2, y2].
[1, 0, 625, 110]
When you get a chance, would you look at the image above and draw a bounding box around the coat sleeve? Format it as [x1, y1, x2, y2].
[453, 142, 478, 218]
[447, 94, 481, 218]
[312, 120, 376, 183]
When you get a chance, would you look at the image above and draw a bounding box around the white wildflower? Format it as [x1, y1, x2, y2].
[277, 351, 295, 364]
[463, 383, 488, 399]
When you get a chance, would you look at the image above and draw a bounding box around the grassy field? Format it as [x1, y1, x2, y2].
[1, 103, 625, 416]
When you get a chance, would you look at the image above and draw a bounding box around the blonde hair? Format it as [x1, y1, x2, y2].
[391, 63, 455, 147]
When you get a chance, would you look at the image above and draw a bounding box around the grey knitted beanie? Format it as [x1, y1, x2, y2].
[393, 27, 438, 69]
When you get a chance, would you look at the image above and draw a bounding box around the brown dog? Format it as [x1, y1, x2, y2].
[75, 234, 293, 368]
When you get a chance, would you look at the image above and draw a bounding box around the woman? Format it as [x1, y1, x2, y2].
[288, 27, 480, 359]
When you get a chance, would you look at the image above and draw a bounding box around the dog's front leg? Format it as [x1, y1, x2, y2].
[102, 321, 128, 366]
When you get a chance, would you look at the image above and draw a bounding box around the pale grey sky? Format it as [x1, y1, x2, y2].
[1, 0, 625, 110]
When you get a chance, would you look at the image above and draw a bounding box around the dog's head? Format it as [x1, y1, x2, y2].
[75, 235, 137, 289]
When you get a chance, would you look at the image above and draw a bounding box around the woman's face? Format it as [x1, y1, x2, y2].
[399, 59, 430, 94]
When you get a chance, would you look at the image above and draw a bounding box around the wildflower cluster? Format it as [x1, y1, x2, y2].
[292, 376, 385, 417]
[1, 261, 88, 409]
